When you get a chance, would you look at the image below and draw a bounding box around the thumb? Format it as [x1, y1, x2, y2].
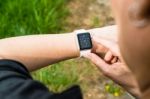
[92, 36, 120, 56]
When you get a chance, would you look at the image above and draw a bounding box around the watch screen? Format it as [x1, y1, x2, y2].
[77, 33, 92, 50]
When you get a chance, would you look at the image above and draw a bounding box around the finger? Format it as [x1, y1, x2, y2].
[104, 51, 114, 62]
[93, 36, 120, 56]
[86, 53, 110, 72]
[91, 40, 108, 59]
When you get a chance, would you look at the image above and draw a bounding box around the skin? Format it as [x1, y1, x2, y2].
[0, 33, 80, 71]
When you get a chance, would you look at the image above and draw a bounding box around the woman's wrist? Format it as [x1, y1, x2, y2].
[69, 33, 80, 58]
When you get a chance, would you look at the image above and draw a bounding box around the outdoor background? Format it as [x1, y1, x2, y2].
[0, 0, 133, 99]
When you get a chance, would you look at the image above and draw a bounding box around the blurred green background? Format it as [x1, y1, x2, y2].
[0, 0, 132, 99]
[0, 0, 68, 38]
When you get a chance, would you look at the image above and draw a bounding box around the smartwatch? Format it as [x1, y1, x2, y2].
[74, 29, 93, 57]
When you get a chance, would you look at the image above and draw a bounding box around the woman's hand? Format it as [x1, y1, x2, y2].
[84, 37, 141, 98]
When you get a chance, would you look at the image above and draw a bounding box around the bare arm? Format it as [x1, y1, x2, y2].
[0, 33, 80, 71]
[0, 25, 117, 71]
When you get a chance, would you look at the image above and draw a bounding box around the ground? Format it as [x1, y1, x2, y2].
[66, 0, 114, 31]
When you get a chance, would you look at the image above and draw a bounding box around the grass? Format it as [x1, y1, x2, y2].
[0, 0, 69, 38]
[32, 58, 97, 93]
[32, 60, 79, 92]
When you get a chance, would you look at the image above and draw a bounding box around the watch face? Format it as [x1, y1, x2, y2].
[77, 33, 92, 50]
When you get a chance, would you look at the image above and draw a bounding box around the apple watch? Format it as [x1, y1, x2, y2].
[74, 29, 93, 57]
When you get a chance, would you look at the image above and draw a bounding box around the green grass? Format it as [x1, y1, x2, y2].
[32, 60, 79, 92]
[0, 0, 69, 38]
[32, 59, 97, 93]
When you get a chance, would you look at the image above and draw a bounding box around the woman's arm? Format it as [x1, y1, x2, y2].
[0, 33, 80, 71]
[0, 25, 117, 71]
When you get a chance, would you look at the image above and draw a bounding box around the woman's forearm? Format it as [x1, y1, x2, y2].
[0, 25, 117, 71]
[0, 33, 80, 71]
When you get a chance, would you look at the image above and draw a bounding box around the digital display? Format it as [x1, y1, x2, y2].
[77, 33, 92, 50]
